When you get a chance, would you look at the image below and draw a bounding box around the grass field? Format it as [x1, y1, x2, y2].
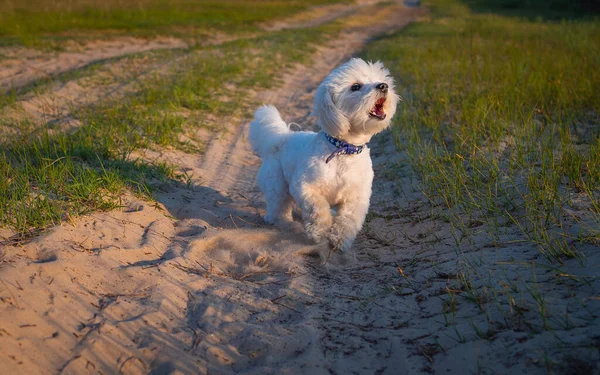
[2, 0, 598, 254]
[365, 0, 600, 264]
[0, 0, 340, 46]
[2, 0, 598, 249]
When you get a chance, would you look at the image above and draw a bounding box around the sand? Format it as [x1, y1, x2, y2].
[1, 2, 598, 374]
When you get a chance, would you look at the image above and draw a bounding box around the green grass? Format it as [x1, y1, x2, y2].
[0, 0, 342, 46]
[0, 21, 337, 233]
[364, 0, 600, 264]
[363, 0, 599, 366]
[0, 132, 173, 231]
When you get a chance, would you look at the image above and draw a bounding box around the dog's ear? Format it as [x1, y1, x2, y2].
[312, 83, 350, 137]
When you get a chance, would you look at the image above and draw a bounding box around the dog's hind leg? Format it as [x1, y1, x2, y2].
[258, 159, 293, 225]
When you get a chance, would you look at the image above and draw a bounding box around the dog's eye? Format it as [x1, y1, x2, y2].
[351, 83, 362, 92]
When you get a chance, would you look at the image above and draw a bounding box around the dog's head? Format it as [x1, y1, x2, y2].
[313, 58, 399, 144]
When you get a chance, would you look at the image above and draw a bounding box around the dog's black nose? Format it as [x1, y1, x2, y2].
[376, 82, 388, 93]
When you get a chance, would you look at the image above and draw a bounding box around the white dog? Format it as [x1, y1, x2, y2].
[249, 58, 399, 252]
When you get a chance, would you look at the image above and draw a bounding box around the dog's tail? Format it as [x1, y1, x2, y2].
[249, 105, 290, 157]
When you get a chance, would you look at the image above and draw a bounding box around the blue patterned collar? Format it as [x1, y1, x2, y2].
[323, 133, 365, 163]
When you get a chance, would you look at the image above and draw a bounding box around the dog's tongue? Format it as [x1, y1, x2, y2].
[374, 97, 386, 117]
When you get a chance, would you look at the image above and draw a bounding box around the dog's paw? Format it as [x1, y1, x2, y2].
[328, 236, 343, 252]
[305, 222, 327, 243]
[328, 234, 352, 253]
[328, 225, 354, 253]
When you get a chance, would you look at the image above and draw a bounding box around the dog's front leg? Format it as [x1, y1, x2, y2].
[291, 186, 333, 243]
[328, 191, 371, 252]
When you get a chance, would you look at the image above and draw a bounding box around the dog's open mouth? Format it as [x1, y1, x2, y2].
[369, 97, 386, 120]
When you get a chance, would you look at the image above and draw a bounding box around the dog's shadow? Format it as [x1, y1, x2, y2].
[139, 180, 353, 270]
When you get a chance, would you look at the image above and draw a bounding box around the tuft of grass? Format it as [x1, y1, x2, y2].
[0, 131, 171, 231]
[364, 0, 600, 264]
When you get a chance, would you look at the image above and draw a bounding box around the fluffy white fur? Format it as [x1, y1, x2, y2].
[249, 58, 399, 252]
